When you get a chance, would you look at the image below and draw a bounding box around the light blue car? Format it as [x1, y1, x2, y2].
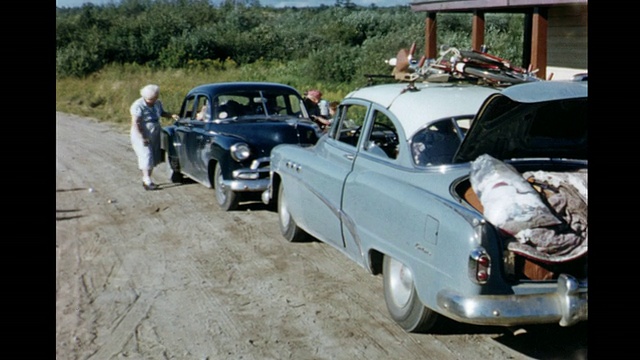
[264, 79, 588, 333]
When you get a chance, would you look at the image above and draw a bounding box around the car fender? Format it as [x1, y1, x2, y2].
[342, 165, 497, 310]
[161, 125, 178, 158]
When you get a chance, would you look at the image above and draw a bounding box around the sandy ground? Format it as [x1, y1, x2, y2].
[55, 112, 587, 360]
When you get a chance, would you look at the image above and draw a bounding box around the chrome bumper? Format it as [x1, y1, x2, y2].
[437, 274, 587, 327]
[221, 158, 270, 192]
[221, 178, 270, 192]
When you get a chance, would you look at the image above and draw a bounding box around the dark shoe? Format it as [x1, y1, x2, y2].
[143, 182, 159, 191]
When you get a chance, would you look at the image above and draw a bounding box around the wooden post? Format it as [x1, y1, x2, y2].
[522, 10, 533, 70]
[424, 12, 437, 59]
[530, 7, 548, 80]
[471, 11, 485, 51]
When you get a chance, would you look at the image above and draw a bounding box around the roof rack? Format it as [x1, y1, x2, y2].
[382, 44, 541, 88]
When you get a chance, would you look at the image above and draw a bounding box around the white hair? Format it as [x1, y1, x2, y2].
[140, 84, 160, 100]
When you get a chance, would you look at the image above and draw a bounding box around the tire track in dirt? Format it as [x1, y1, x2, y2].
[221, 213, 478, 359]
[223, 216, 428, 359]
[86, 291, 160, 360]
[139, 196, 264, 359]
[77, 207, 168, 359]
[58, 113, 172, 358]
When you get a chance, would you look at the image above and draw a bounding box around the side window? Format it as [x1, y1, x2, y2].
[411, 119, 462, 166]
[216, 95, 248, 118]
[265, 95, 282, 115]
[287, 94, 303, 116]
[454, 117, 474, 137]
[334, 104, 368, 147]
[364, 110, 399, 159]
[181, 96, 196, 119]
[195, 95, 210, 121]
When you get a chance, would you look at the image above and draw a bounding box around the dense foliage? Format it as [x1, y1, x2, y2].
[56, 0, 524, 124]
[56, 0, 524, 82]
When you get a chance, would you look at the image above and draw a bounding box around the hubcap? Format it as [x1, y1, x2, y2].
[279, 189, 290, 228]
[215, 170, 227, 204]
[389, 257, 413, 308]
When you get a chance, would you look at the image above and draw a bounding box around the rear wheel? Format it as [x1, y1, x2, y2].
[383, 255, 439, 333]
[277, 181, 309, 242]
[214, 162, 239, 211]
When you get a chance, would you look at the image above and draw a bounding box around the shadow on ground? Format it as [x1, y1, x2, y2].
[492, 322, 587, 359]
[428, 318, 587, 359]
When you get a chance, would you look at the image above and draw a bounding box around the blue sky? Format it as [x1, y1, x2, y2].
[56, 0, 409, 8]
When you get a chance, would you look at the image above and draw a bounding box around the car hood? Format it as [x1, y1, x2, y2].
[215, 117, 320, 153]
[453, 80, 588, 163]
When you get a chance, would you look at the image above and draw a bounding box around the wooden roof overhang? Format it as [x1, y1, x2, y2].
[409, 0, 587, 79]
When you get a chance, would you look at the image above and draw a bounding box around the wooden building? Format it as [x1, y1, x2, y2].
[409, 0, 588, 80]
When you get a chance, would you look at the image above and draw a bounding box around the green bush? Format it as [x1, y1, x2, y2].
[56, 2, 525, 79]
[56, 2, 527, 122]
[56, 44, 104, 78]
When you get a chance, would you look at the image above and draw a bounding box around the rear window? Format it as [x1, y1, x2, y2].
[528, 99, 587, 141]
[411, 117, 470, 166]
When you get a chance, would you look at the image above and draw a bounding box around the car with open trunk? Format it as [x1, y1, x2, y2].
[264, 79, 587, 333]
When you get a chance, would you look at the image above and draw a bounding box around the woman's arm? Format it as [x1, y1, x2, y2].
[161, 110, 179, 120]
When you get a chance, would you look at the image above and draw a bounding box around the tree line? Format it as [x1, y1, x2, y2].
[56, 0, 524, 86]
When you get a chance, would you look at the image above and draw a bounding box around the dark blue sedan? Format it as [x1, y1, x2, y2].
[161, 82, 321, 210]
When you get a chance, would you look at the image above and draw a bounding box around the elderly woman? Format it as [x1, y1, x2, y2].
[130, 84, 179, 190]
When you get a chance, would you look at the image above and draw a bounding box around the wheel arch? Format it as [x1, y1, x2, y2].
[270, 172, 283, 203]
[161, 127, 177, 155]
[368, 249, 384, 276]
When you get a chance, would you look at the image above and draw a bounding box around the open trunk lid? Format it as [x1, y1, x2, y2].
[453, 80, 588, 164]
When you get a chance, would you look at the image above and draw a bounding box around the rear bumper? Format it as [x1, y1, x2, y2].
[437, 274, 587, 327]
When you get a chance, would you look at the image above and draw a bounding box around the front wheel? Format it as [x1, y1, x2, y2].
[214, 162, 239, 211]
[277, 181, 309, 242]
[383, 255, 439, 333]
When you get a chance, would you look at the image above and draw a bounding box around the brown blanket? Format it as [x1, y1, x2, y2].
[508, 170, 588, 263]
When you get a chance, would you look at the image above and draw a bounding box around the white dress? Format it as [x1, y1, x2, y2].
[130, 98, 164, 171]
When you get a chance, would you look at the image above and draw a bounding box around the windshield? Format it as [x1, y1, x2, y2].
[213, 90, 304, 119]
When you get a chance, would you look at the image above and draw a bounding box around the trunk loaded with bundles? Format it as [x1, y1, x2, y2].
[456, 154, 587, 282]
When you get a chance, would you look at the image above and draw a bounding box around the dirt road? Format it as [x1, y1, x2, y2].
[55, 112, 587, 360]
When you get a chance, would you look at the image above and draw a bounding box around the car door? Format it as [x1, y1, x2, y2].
[175, 95, 202, 178]
[340, 106, 410, 261]
[295, 100, 371, 249]
[188, 95, 212, 183]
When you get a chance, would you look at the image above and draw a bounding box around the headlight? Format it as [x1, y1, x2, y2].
[230, 143, 251, 162]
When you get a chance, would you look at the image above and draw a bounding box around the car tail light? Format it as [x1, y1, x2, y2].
[468, 247, 491, 284]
